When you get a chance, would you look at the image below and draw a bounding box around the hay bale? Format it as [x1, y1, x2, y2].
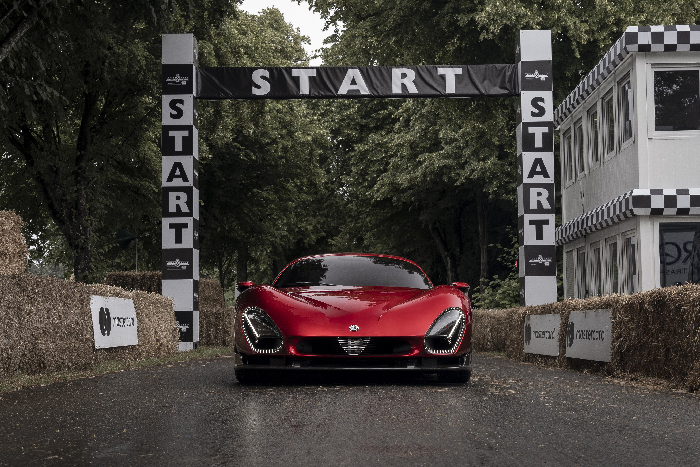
[0, 273, 178, 378]
[104, 271, 162, 294]
[472, 308, 512, 352]
[473, 286, 700, 391]
[0, 211, 28, 275]
[105, 272, 234, 347]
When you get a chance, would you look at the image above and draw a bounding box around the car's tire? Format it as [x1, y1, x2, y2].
[438, 370, 471, 383]
[234, 368, 260, 385]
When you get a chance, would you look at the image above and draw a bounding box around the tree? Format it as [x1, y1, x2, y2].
[0, 1, 236, 282]
[306, 0, 700, 290]
[197, 8, 331, 288]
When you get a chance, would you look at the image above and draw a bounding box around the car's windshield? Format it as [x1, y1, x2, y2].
[274, 255, 432, 289]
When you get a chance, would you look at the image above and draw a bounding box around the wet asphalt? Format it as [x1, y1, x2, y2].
[1, 353, 699, 466]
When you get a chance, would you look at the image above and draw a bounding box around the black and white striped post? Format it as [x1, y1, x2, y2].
[517, 30, 557, 306]
[162, 34, 200, 350]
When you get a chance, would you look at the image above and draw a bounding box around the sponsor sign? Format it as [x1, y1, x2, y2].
[659, 223, 700, 286]
[162, 64, 194, 94]
[162, 248, 198, 280]
[520, 61, 553, 91]
[197, 65, 518, 99]
[524, 313, 560, 356]
[91, 296, 138, 349]
[523, 245, 557, 276]
[565, 309, 612, 362]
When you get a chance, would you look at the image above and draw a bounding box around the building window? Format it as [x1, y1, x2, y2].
[620, 234, 637, 294]
[654, 69, 700, 131]
[604, 237, 618, 294]
[562, 128, 573, 184]
[587, 105, 599, 169]
[565, 249, 575, 298]
[576, 246, 586, 298]
[601, 90, 615, 157]
[659, 222, 700, 287]
[574, 118, 584, 179]
[617, 74, 633, 145]
[590, 242, 602, 296]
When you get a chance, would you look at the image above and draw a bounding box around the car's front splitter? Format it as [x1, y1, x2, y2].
[233, 349, 472, 373]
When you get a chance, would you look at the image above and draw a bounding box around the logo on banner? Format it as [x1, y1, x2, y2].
[567, 321, 575, 347]
[529, 254, 553, 266]
[176, 321, 190, 333]
[525, 70, 549, 81]
[166, 258, 190, 270]
[165, 74, 189, 86]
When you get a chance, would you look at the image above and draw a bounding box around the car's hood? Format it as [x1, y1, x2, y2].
[240, 285, 466, 337]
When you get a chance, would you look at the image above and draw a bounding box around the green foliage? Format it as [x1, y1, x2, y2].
[197, 8, 331, 288]
[306, 0, 700, 287]
[471, 235, 520, 309]
[0, 1, 236, 281]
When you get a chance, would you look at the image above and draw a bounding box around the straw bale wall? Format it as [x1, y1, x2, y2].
[104, 272, 235, 347]
[472, 284, 700, 391]
[0, 211, 28, 275]
[0, 274, 178, 378]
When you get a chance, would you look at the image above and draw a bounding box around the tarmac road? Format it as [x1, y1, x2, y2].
[1, 353, 699, 466]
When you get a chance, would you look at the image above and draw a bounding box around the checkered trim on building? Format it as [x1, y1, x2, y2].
[556, 188, 700, 245]
[554, 25, 700, 126]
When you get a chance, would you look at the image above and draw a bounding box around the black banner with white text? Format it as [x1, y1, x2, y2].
[197, 65, 518, 100]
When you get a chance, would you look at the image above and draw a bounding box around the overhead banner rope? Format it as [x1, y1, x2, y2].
[196, 64, 518, 99]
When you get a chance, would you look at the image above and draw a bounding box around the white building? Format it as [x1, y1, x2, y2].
[556, 25, 700, 298]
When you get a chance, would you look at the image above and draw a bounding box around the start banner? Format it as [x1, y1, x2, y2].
[196, 65, 518, 100]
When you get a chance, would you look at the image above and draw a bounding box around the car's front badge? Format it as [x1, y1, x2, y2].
[349, 324, 359, 332]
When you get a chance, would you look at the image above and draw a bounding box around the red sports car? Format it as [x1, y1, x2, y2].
[233, 253, 472, 383]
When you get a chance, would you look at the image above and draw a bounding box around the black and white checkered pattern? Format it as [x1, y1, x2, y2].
[517, 31, 558, 306]
[554, 25, 700, 126]
[556, 188, 700, 245]
[163, 34, 200, 351]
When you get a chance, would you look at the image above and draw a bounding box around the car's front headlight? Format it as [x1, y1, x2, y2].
[424, 307, 466, 354]
[241, 307, 284, 353]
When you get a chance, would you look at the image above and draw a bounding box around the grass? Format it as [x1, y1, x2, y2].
[0, 346, 234, 394]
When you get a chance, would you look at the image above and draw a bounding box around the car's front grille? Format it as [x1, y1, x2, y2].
[337, 337, 371, 355]
[295, 337, 412, 356]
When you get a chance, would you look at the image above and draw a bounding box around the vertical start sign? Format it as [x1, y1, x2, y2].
[517, 31, 557, 306]
[162, 34, 199, 351]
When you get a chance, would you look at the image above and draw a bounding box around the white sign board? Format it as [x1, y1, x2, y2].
[565, 309, 611, 362]
[90, 296, 138, 349]
[523, 313, 560, 356]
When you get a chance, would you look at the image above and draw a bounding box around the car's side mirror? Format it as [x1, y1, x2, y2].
[237, 281, 255, 293]
[451, 282, 470, 294]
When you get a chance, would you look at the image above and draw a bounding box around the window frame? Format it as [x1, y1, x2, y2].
[586, 103, 600, 171]
[575, 246, 587, 298]
[562, 127, 573, 186]
[648, 64, 700, 138]
[620, 231, 637, 295]
[573, 117, 585, 180]
[603, 236, 619, 295]
[589, 241, 602, 297]
[601, 89, 616, 160]
[617, 72, 634, 149]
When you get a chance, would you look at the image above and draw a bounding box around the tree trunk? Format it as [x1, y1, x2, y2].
[237, 243, 249, 282]
[476, 188, 489, 293]
[429, 222, 454, 284]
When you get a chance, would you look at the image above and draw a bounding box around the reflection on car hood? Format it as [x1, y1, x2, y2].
[282, 286, 425, 318]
